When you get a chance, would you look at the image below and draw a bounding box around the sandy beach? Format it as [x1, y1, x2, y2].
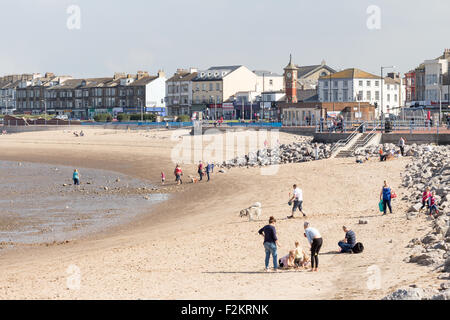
[0, 128, 442, 299]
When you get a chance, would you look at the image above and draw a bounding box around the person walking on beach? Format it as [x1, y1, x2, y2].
[338, 226, 356, 253]
[314, 143, 319, 161]
[258, 216, 280, 272]
[161, 172, 166, 185]
[174, 164, 183, 185]
[398, 137, 406, 156]
[304, 222, 322, 272]
[73, 169, 80, 185]
[198, 161, 204, 181]
[380, 180, 393, 215]
[288, 184, 306, 219]
[205, 162, 211, 182]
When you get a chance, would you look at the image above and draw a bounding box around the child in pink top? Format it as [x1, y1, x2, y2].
[161, 172, 166, 184]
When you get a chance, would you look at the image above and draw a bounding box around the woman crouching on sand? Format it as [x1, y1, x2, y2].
[304, 222, 322, 272]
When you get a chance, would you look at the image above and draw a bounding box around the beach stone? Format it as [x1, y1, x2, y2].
[422, 234, 439, 244]
[358, 219, 368, 225]
[445, 257, 450, 272]
[409, 252, 441, 266]
[382, 288, 425, 300]
[430, 289, 450, 300]
[408, 203, 423, 213]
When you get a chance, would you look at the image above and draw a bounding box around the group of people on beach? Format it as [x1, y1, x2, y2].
[257, 182, 364, 272]
[197, 161, 214, 182]
[160, 161, 216, 186]
[258, 216, 359, 272]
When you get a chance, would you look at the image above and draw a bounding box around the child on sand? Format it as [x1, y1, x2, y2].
[279, 250, 296, 269]
[294, 241, 309, 268]
[161, 172, 166, 185]
[73, 169, 80, 185]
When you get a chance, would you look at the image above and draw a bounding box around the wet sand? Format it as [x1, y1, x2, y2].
[0, 128, 442, 299]
[0, 160, 167, 246]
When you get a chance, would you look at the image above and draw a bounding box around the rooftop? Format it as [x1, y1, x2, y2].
[319, 68, 380, 80]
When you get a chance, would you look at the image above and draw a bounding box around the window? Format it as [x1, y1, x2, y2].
[269, 79, 273, 86]
[367, 81, 371, 86]
[323, 90, 328, 101]
[357, 91, 363, 100]
[375, 80, 379, 87]
[366, 91, 371, 100]
[375, 91, 380, 100]
[324, 81, 328, 88]
[394, 94, 398, 102]
[333, 81, 338, 88]
[343, 90, 348, 101]
[387, 94, 390, 102]
[359, 80, 363, 86]
[426, 74, 438, 85]
[333, 90, 338, 101]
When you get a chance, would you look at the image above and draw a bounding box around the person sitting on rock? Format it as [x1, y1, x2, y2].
[420, 187, 431, 212]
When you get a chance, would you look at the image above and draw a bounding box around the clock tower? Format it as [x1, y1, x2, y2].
[284, 54, 298, 103]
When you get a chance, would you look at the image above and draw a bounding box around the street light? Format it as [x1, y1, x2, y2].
[380, 65, 395, 119]
[138, 98, 143, 122]
[432, 79, 442, 126]
[210, 95, 217, 120]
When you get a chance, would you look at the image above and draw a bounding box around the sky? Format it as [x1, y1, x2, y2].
[0, 0, 449, 79]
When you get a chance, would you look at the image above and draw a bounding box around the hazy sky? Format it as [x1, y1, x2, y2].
[0, 0, 449, 78]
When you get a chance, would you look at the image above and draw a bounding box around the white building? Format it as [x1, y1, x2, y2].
[424, 58, 450, 103]
[318, 68, 404, 117]
[253, 70, 284, 93]
[166, 68, 198, 116]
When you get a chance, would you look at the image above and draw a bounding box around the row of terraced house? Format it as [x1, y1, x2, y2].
[0, 71, 166, 119]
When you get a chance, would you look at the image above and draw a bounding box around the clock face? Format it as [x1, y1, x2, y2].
[286, 72, 292, 79]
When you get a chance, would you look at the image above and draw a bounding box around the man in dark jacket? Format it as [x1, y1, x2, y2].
[338, 226, 356, 253]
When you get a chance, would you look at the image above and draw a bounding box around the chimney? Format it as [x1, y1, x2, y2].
[444, 48, 450, 59]
[114, 72, 126, 80]
[137, 71, 149, 80]
[157, 70, 166, 78]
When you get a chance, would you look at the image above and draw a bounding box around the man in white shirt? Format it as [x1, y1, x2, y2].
[288, 184, 306, 219]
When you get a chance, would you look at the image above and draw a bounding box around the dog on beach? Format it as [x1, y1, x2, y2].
[188, 175, 198, 184]
[239, 202, 262, 221]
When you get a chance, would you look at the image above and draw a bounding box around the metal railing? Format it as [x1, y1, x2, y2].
[329, 122, 366, 155]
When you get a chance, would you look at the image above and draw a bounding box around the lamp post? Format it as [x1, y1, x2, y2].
[433, 81, 442, 126]
[380, 65, 395, 119]
[138, 98, 143, 122]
